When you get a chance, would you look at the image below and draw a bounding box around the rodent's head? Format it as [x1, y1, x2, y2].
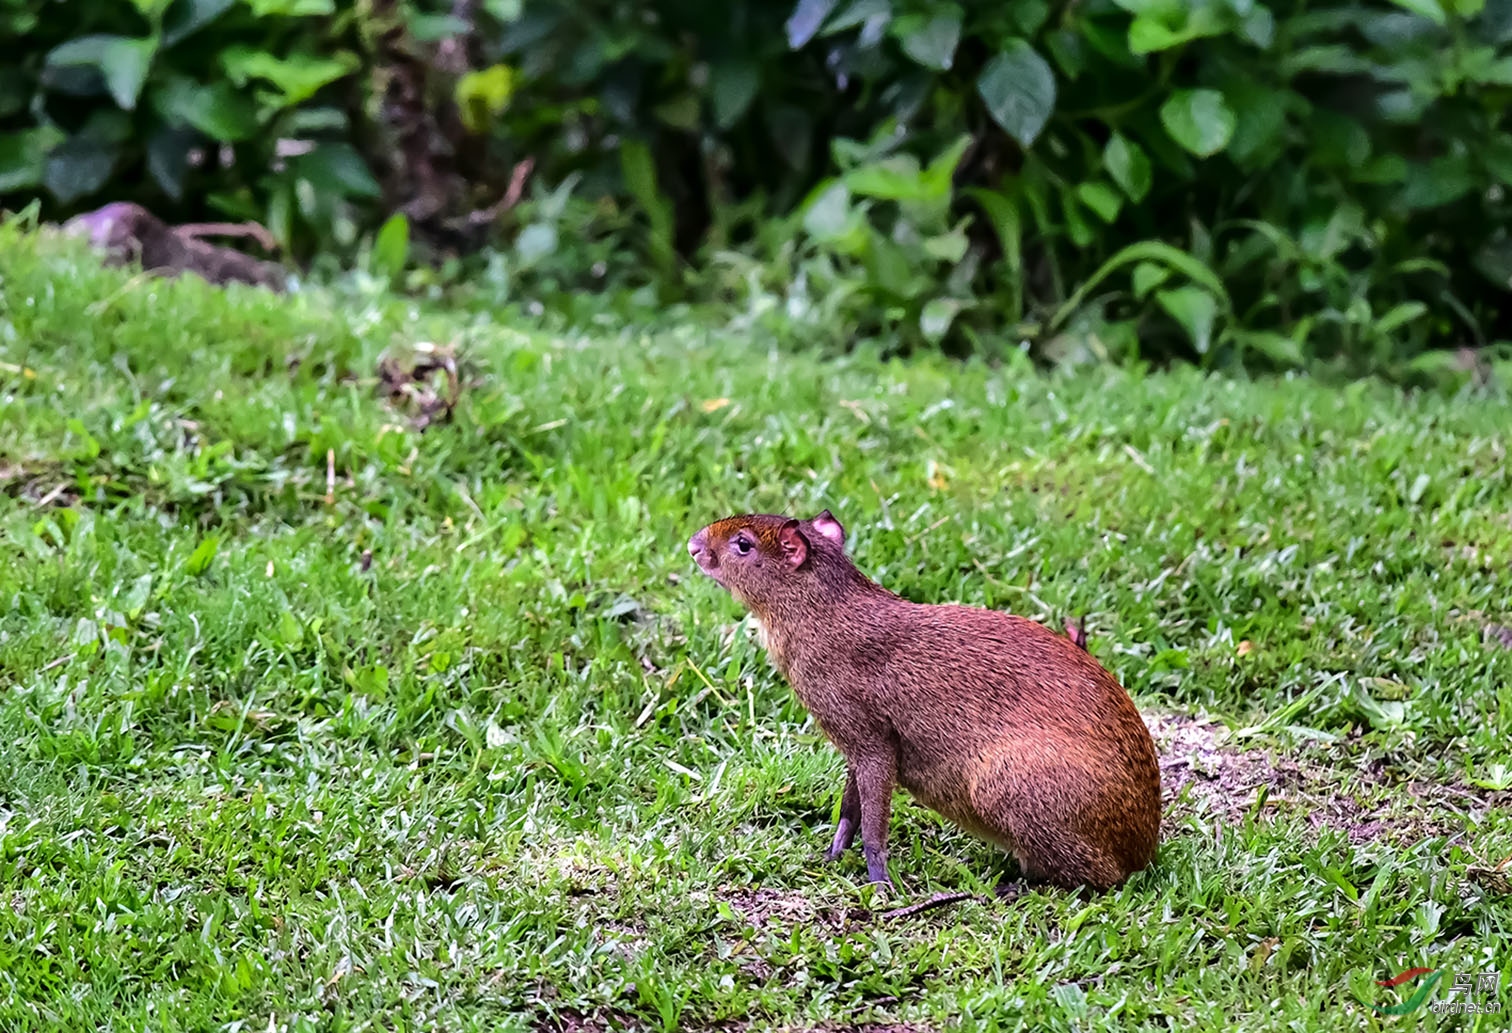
[687, 510, 851, 616]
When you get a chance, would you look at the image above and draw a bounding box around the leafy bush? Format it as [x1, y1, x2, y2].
[736, 0, 1512, 369]
[6, 0, 1512, 374]
[0, 0, 375, 253]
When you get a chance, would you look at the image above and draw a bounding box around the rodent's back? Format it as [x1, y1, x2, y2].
[854, 602, 1145, 736]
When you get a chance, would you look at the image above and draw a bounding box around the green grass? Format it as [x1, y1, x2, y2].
[1, 223, 1510, 1032]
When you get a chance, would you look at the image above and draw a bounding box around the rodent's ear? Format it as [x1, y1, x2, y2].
[778, 519, 809, 568]
[810, 509, 845, 546]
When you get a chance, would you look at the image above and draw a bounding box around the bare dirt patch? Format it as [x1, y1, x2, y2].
[1146, 710, 1507, 844]
[719, 887, 863, 932]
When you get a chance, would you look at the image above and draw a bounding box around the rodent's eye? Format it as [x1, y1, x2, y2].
[732, 536, 753, 556]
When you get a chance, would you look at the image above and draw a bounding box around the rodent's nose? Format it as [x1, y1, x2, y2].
[687, 530, 707, 562]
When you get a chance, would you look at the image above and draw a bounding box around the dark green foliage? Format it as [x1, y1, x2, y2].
[0, 0, 385, 253]
[7, 0, 1512, 371]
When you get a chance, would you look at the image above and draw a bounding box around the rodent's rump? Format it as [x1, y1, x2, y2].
[688, 509, 1161, 891]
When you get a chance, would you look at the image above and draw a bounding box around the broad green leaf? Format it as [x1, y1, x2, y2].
[0, 128, 63, 192]
[1131, 261, 1169, 299]
[918, 134, 971, 208]
[1062, 190, 1094, 247]
[977, 40, 1057, 147]
[846, 155, 926, 202]
[1045, 28, 1086, 78]
[1128, 17, 1194, 53]
[1012, 0, 1050, 33]
[153, 75, 259, 140]
[1160, 89, 1236, 157]
[1400, 155, 1472, 209]
[1375, 301, 1428, 335]
[865, 235, 915, 296]
[1103, 133, 1152, 201]
[802, 181, 860, 244]
[46, 35, 157, 110]
[1077, 181, 1123, 223]
[922, 227, 969, 263]
[786, 0, 839, 48]
[710, 60, 759, 129]
[895, 7, 962, 70]
[1241, 6, 1275, 47]
[455, 64, 517, 133]
[1156, 286, 1218, 353]
[920, 298, 963, 344]
[373, 213, 409, 280]
[222, 47, 359, 107]
[291, 142, 380, 198]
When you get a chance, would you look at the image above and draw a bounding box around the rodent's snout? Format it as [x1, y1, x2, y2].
[687, 528, 726, 583]
[687, 529, 712, 569]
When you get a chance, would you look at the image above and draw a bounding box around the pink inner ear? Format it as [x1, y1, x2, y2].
[778, 523, 808, 567]
[811, 510, 845, 546]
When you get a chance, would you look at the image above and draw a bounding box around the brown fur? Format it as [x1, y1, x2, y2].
[687, 510, 1161, 891]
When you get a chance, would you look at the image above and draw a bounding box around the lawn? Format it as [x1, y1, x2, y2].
[1, 224, 1510, 1032]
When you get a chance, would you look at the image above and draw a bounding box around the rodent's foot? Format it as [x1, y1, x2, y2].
[826, 815, 858, 860]
[994, 880, 1026, 902]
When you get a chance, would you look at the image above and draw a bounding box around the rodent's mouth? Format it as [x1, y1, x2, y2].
[687, 532, 726, 585]
[692, 556, 725, 584]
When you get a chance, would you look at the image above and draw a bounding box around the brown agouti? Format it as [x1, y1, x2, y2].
[687, 509, 1161, 891]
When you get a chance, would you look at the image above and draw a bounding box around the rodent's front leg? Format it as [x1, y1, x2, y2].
[825, 766, 861, 860]
[853, 750, 898, 887]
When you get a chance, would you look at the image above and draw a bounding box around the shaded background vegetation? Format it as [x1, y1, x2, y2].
[6, 0, 1512, 376]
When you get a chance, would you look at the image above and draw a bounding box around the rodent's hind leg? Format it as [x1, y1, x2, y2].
[825, 765, 861, 861]
[853, 751, 898, 887]
[970, 755, 1126, 891]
